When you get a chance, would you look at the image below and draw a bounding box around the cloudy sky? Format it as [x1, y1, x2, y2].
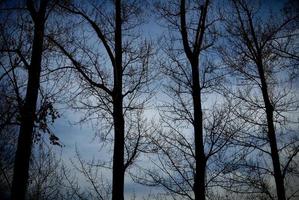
[45, 0, 297, 199]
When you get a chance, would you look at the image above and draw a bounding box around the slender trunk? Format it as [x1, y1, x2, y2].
[191, 58, 206, 200]
[179, 1, 208, 198]
[257, 61, 286, 200]
[112, 0, 125, 200]
[11, 19, 45, 200]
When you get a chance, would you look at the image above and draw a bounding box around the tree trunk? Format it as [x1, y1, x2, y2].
[11, 18, 45, 200]
[191, 58, 206, 200]
[112, 102, 125, 200]
[112, 0, 125, 200]
[257, 61, 286, 200]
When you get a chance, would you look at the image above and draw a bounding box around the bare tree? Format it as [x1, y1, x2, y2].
[0, 1, 69, 199]
[153, 0, 213, 199]
[130, 0, 241, 199]
[7, 1, 51, 199]
[159, 1, 211, 199]
[49, 1, 153, 199]
[218, 0, 299, 199]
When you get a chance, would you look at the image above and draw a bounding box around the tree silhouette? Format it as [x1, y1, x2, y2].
[218, 0, 299, 199]
[49, 1, 153, 199]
